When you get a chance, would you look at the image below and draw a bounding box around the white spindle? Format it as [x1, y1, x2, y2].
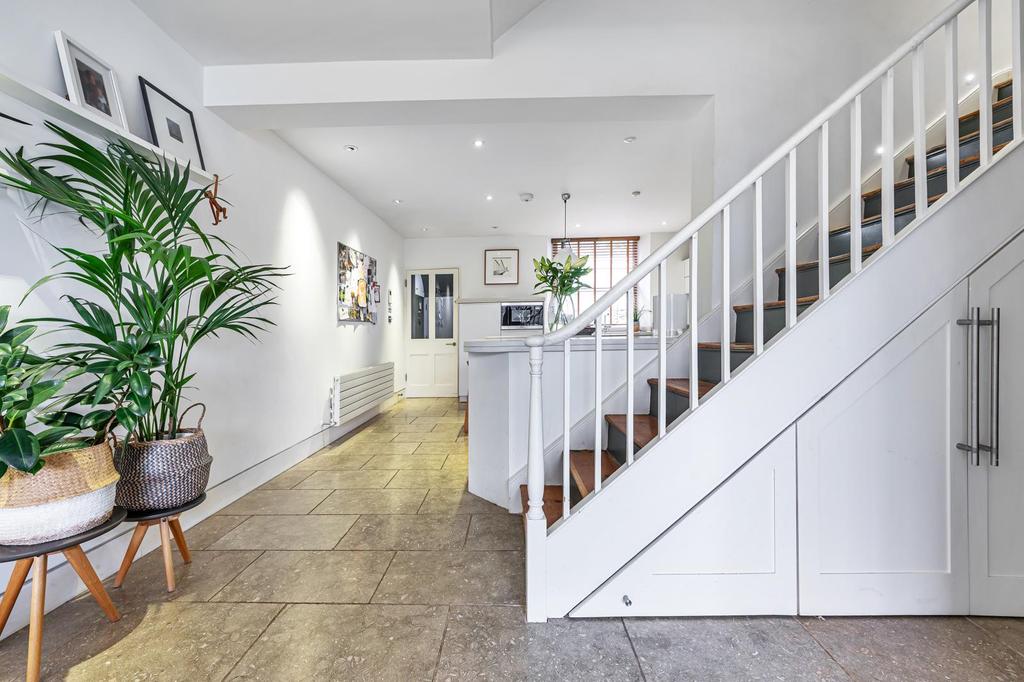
[946, 18, 960, 195]
[1014, 0, 1023, 141]
[912, 45, 928, 221]
[562, 338, 570, 518]
[753, 178, 765, 355]
[625, 292, 635, 465]
[689, 232, 699, 412]
[979, 0, 993, 167]
[658, 260, 667, 436]
[720, 207, 731, 383]
[593, 320, 602, 491]
[881, 68, 895, 246]
[817, 121, 830, 300]
[525, 343, 546, 622]
[850, 94, 863, 274]
[785, 149, 797, 327]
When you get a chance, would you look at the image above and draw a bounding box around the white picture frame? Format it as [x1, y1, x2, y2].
[484, 249, 520, 285]
[54, 30, 129, 130]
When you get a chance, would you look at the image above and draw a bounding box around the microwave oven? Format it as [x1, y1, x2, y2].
[500, 301, 544, 330]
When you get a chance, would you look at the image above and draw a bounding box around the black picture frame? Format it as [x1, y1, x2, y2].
[138, 76, 206, 170]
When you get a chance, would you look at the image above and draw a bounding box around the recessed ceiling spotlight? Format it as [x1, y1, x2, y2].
[623, 136, 637, 144]
[490, 225, 499, 230]
[344, 144, 358, 152]
[661, 221, 668, 226]
[875, 145, 885, 155]
[631, 190, 642, 198]
[485, 194, 493, 201]
[474, 139, 485, 148]
[965, 72, 977, 83]
[421, 226, 430, 232]
[393, 199, 402, 205]
[575, 223, 581, 228]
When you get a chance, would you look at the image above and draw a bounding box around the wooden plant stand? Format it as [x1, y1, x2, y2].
[0, 508, 127, 682]
[113, 493, 206, 593]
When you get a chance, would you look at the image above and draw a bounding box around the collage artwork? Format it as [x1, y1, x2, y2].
[337, 242, 379, 323]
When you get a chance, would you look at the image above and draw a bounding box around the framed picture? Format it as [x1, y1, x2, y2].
[484, 249, 519, 285]
[54, 31, 128, 129]
[372, 283, 381, 303]
[139, 77, 206, 170]
[338, 242, 378, 324]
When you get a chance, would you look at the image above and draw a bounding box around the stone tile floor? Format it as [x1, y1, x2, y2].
[0, 397, 1022, 680]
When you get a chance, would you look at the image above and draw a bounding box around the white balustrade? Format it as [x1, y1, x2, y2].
[523, 0, 1000, 623]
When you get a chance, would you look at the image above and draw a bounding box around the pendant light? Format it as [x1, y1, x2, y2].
[554, 192, 576, 262]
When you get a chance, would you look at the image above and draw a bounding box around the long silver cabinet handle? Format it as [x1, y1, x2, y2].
[990, 307, 1000, 467]
[956, 308, 981, 466]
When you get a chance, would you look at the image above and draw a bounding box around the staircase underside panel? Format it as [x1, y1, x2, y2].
[543, 141, 1024, 618]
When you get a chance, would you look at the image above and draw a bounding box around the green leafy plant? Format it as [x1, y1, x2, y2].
[533, 254, 592, 332]
[0, 305, 89, 477]
[1, 123, 287, 442]
[632, 305, 647, 325]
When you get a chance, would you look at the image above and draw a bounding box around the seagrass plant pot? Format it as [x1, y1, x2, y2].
[0, 440, 119, 545]
[115, 404, 212, 512]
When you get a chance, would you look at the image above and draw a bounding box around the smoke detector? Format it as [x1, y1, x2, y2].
[519, 192, 535, 203]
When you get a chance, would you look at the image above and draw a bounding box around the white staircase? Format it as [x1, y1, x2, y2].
[521, 0, 1024, 622]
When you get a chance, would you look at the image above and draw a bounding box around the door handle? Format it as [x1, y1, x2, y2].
[956, 307, 982, 466]
[990, 307, 1000, 467]
[446, 341, 457, 347]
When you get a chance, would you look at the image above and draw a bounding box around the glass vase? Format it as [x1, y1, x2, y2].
[545, 294, 576, 332]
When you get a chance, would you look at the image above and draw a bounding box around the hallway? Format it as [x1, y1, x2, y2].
[0, 398, 1023, 680]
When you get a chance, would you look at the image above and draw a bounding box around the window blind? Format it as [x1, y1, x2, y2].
[550, 236, 640, 325]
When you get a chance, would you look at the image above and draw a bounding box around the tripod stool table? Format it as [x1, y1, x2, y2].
[0, 508, 126, 682]
[113, 493, 206, 593]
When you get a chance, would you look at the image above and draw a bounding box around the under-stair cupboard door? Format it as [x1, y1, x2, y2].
[968, 233, 1024, 616]
[570, 426, 797, 617]
[797, 281, 969, 615]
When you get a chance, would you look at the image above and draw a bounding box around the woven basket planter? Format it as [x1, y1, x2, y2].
[115, 404, 212, 512]
[0, 441, 119, 545]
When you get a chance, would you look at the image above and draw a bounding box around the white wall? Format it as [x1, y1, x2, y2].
[0, 0, 405, 637]
[404, 234, 550, 301]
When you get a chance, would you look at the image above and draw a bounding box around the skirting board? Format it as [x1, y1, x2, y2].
[0, 392, 399, 641]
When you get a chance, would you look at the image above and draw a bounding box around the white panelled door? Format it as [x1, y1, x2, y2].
[968, 233, 1024, 616]
[405, 270, 459, 397]
[797, 281, 970, 615]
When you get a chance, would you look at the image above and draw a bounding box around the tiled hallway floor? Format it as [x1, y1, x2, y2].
[1, 397, 1023, 680]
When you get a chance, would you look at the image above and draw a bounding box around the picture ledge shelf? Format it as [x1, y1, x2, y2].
[0, 67, 214, 186]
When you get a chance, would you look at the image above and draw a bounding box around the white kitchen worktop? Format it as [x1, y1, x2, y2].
[463, 331, 681, 353]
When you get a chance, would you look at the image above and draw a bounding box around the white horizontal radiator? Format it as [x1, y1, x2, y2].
[331, 362, 395, 426]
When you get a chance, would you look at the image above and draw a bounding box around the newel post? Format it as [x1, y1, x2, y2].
[525, 343, 548, 622]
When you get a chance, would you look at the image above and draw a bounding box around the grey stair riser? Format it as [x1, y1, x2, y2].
[997, 82, 1013, 101]
[959, 97, 1012, 137]
[605, 426, 630, 468]
[734, 301, 813, 344]
[647, 382, 690, 425]
[909, 121, 1014, 177]
[863, 158, 966, 217]
[777, 246, 881, 300]
[828, 208, 916, 258]
[697, 348, 751, 385]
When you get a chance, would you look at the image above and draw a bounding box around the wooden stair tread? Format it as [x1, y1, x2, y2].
[604, 414, 658, 449]
[862, 144, 1008, 201]
[519, 484, 563, 528]
[994, 77, 1013, 90]
[696, 342, 755, 352]
[733, 295, 818, 313]
[776, 242, 882, 275]
[907, 116, 1013, 163]
[958, 94, 1013, 124]
[569, 450, 620, 497]
[646, 377, 717, 398]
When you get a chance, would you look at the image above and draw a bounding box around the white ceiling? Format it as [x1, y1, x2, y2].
[130, 0, 545, 65]
[278, 102, 705, 239]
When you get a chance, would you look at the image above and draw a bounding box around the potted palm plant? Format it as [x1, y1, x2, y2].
[0, 306, 121, 544]
[1, 123, 286, 511]
[533, 254, 592, 332]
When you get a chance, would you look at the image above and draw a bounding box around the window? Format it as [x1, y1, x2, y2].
[550, 236, 639, 325]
